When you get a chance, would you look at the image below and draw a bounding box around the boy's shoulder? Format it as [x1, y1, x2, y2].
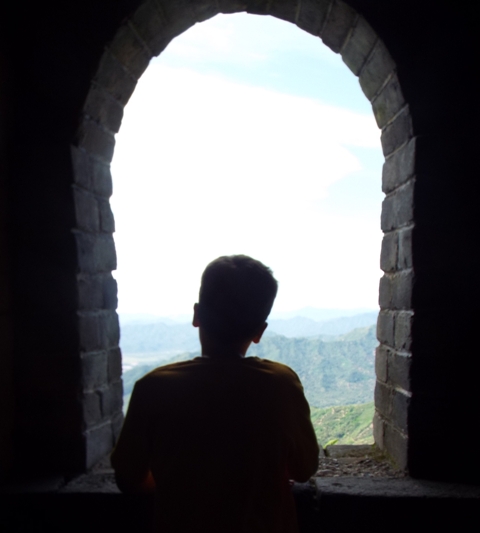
[245, 356, 302, 385]
[138, 358, 202, 381]
[247, 356, 296, 373]
[137, 356, 298, 381]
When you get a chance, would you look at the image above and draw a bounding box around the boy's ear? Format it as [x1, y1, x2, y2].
[193, 303, 200, 328]
[252, 322, 268, 344]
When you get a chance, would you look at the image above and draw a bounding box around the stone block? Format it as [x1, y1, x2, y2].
[82, 391, 102, 427]
[100, 381, 123, 418]
[296, 0, 331, 36]
[245, 0, 270, 15]
[388, 351, 411, 392]
[79, 311, 118, 353]
[83, 84, 124, 134]
[160, 0, 201, 39]
[380, 194, 394, 232]
[375, 344, 388, 383]
[85, 422, 114, 469]
[75, 118, 115, 163]
[321, 0, 356, 53]
[108, 23, 151, 79]
[395, 180, 415, 228]
[341, 15, 377, 75]
[382, 137, 416, 194]
[75, 232, 117, 274]
[73, 187, 100, 233]
[372, 73, 405, 129]
[381, 105, 413, 157]
[90, 158, 113, 198]
[192, 2, 219, 22]
[98, 198, 115, 233]
[71, 146, 91, 191]
[383, 421, 407, 471]
[374, 381, 392, 419]
[397, 226, 413, 270]
[376, 310, 394, 348]
[380, 231, 397, 273]
[130, 0, 172, 56]
[78, 274, 106, 311]
[359, 40, 395, 101]
[391, 389, 410, 432]
[100, 310, 120, 348]
[217, 1, 246, 14]
[112, 411, 124, 442]
[103, 274, 118, 310]
[372, 411, 384, 449]
[77, 274, 117, 311]
[79, 313, 102, 352]
[378, 274, 393, 309]
[269, 0, 297, 23]
[381, 179, 414, 231]
[394, 311, 413, 351]
[94, 50, 137, 106]
[108, 347, 123, 382]
[81, 352, 108, 391]
[392, 270, 413, 310]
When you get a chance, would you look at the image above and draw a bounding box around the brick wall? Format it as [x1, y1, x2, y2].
[74, 0, 416, 471]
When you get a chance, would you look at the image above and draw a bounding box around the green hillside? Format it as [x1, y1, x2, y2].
[122, 325, 376, 408]
[311, 402, 374, 446]
[249, 326, 376, 407]
[121, 327, 376, 444]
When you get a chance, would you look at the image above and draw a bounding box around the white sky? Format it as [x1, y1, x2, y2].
[111, 13, 384, 318]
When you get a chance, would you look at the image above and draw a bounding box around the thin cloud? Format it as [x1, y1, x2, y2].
[112, 15, 383, 316]
[161, 13, 338, 68]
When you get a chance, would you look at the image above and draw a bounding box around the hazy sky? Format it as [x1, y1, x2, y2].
[111, 13, 384, 318]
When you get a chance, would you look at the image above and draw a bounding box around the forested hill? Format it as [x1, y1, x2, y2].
[248, 325, 376, 407]
[122, 325, 377, 409]
[118, 311, 378, 356]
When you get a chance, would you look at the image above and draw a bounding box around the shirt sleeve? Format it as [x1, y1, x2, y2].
[283, 368, 320, 481]
[110, 380, 154, 493]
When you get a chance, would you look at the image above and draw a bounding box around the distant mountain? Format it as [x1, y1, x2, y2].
[251, 326, 376, 408]
[267, 311, 378, 338]
[120, 321, 199, 356]
[119, 313, 191, 326]
[122, 325, 377, 410]
[119, 308, 378, 327]
[269, 307, 377, 321]
[119, 311, 378, 357]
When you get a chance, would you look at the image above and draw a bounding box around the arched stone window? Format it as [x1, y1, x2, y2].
[72, 0, 415, 474]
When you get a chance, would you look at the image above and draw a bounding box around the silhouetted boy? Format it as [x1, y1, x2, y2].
[111, 255, 319, 533]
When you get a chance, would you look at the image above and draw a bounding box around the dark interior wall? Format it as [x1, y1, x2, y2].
[355, 1, 480, 480]
[1, 0, 143, 478]
[0, 21, 14, 478]
[0, 0, 479, 482]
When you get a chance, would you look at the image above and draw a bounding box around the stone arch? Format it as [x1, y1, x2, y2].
[71, 0, 415, 472]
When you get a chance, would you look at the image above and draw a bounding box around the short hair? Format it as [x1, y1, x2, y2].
[197, 255, 278, 343]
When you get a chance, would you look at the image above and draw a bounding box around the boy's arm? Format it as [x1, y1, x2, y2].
[284, 369, 320, 482]
[111, 381, 156, 494]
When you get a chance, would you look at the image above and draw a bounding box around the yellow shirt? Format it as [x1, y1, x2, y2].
[111, 356, 319, 533]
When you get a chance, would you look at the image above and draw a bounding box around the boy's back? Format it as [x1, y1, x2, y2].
[111, 355, 318, 533]
[111, 255, 319, 532]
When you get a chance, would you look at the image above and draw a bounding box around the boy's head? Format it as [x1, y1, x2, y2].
[196, 255, 278, 344]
